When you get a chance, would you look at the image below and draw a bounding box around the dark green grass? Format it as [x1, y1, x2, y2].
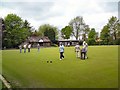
[2, 46, 118, 88]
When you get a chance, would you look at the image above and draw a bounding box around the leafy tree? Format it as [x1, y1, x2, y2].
[3, 14, 32, 48]
[61, 26, 72, 39]
[88, 28, 96, 39]
[100, 25, 109, 40]
[88, 28, 97, 45]
[117, 22, 120, 38]
[32, 30, 42, 36]
[23, 20, 33, 35]
[44, 28, 55, 41]
[38, 24, 58, 42]
[100, 16, 120, 45]
[82, 25, 90, 41]
[95, 32, 99, 40]
[100, 25, 110, 45]
[108, 16, 119, 40]
[0, 18, 4, 49]
[69, 16, 88, 40]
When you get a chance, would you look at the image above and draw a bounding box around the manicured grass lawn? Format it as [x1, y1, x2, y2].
[2, 46, 118, 88]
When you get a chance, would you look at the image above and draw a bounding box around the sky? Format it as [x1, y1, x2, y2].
[0, 0, 119, 33]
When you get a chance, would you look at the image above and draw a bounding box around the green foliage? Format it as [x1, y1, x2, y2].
[51, 44, 58, 47]
[87, 38, 96, 45]
[2, 14, 32, 48]
[87, 28, 97, 45]
[44, 29, 55, 41]
[107, 16, 119, 40]
[100, 25, 110, 45]
[69, 16, 88, 40]
[100, 16, 120, 45]
[88, 28, 96, 39]
[61, 26, 72, 39]
[38, 24, 58, 42]
[32, 30, 42, 36]
[82, 26, 90, 41]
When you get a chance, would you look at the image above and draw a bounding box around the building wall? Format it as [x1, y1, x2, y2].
[59, 41, 79, 46]
[43, 42, 51, 47]
[31, 42, 51, 47]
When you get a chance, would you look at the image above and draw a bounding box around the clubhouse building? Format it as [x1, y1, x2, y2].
[22, 36, 51, 47]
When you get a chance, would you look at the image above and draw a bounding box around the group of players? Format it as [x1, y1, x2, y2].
[19, 41, 88, 60]
[19, 43, 40, 53]
[59, 41, 88, 60]
[75, 41, 88, 60]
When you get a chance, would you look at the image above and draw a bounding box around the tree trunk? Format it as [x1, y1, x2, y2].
[114, 32, 117, 40]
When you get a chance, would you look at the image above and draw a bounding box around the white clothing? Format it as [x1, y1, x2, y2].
[75, 45, 80, 52]
[28, 44, 31, 48]
[23, 44, 27, 48]
[83, 41, 86, 46]
[75, 45, 80, 57]
[59, 45, 64, 52]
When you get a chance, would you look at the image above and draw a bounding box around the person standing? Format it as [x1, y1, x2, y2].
[19, 45, 22, 53]
[75, 43, 80, 58]
[23, 44, 27, 53]
[28, 44, 31, 52]
[37, 43, 40, 52]
[85, 42, 88, 59]
[59, 43, 64, 60]
[82, 41, 86, 46]
[81, 45, 86, 60]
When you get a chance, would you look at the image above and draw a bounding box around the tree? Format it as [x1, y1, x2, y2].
[100, 16, 120, 45]
[32, 30, 42, 36]
[108, 16, 119, 40]
[82, 25, 90, 41]
[0, 18, 4, 49]
[61, 26, 72, 39]
[100, 25, 110, 45]
[95, 32, 99, 40]
[23, 20, 33, 35]
[3, 14, 32, 48]
[38, 24, 58, 42]
[117, 22, 120, 38]
[69, 16, 88, 40]
[88, 28, 96, 38]
[88, 28, 97, 45]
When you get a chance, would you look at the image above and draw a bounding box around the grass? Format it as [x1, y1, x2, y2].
[1, 46, 118, 88]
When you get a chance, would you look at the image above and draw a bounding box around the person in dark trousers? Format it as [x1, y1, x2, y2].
[23, 44, 27, 53]
[85, 42, 88, 59]
[81, 46, 86, 60]
[19, 45, 22, 53]
[28, 44, 31, 52]
[37, 43, 40, 52]
[59, 43, 64, 60]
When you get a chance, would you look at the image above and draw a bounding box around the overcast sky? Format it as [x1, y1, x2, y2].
[0, 0, 119, 33]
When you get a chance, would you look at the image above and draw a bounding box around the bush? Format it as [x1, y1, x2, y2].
[113, 39, 120, 45]
[118, 38, 120, 45]
[51, 44, 58, 47]
[87, 38, 96, 45]
[108, 41, 113, 45]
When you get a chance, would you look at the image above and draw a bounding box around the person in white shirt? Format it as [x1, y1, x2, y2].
[85, 42, 88, 59]
[23, 44, 27, 53]
[82, 41, 86, 46]
[81, 42, 88, 59]
[19, 45, 22, 53]
[75, 43, 80, 58]
[28, 44, 31, 52]
[59, 43, 64, 60]
[37, 43, 40, 52]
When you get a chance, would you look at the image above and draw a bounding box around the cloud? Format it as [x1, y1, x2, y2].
[0, 0, 119, 33]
